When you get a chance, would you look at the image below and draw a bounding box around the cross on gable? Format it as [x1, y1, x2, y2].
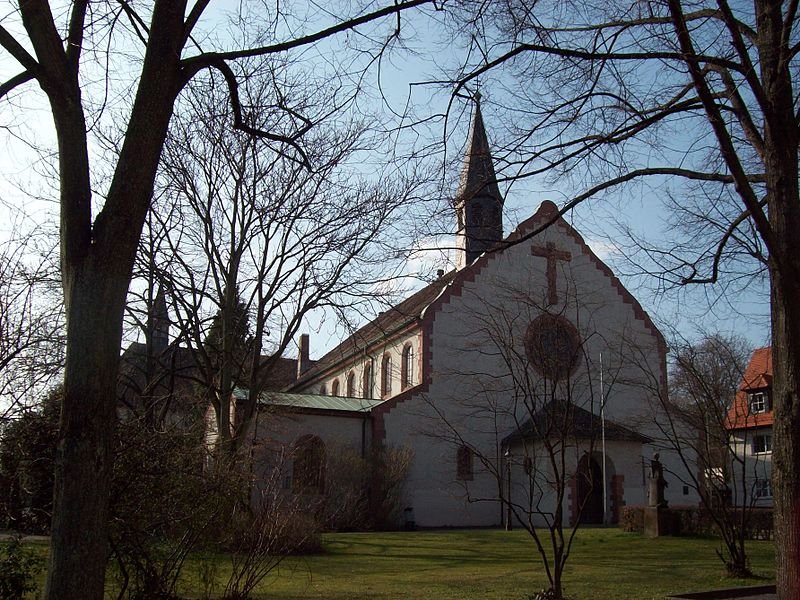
[531, 242, 572, 305]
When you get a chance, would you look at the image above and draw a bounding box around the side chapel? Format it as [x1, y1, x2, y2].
[247, 100, 698, 528]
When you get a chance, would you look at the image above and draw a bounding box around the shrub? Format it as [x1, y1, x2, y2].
[619, 506, 644, 533]
[617, 504, 773, 541]
[0, 535, 43, 600]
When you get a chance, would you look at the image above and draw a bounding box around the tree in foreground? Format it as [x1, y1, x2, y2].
[0, 2, 432, 597]
[438, 0, 798, 595]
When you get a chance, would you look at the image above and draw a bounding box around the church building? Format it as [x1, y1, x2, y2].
[247, 100, 697, 528]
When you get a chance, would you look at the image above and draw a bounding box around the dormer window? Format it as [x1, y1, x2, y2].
[749, 390, 770, 414]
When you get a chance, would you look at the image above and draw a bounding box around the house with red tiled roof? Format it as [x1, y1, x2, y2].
[726, 347, 774, 506]
[242, 98, 700, 529]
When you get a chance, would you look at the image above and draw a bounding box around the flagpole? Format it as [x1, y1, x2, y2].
[600, 351, 607, 525]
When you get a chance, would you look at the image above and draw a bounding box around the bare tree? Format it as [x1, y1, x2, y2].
[0, 2, 434, 597]
[665, 334, 757, 576]
[138, 76, 420, 456]
[431, 1, 800, 594]
[0, 211, 63, 419]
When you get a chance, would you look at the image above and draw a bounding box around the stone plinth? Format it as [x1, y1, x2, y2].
[642, 505, 671, 537]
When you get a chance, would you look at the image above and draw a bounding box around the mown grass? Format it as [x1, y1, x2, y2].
[13, 528, 774, 599]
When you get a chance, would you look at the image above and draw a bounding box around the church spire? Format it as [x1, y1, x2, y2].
[148, 285, 169, 356]
[455, 92, 504, 269]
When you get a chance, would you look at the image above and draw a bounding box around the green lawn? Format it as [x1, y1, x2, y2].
[15, 528, 775, 599]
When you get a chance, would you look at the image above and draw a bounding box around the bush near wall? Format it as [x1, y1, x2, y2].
[619, 505, 773, 540]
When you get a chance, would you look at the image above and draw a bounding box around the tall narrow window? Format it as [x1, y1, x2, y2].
[346, 371, 356, 397]
[749, 391, 770, 414]
[293, 434, 325, 494]
[363, 362, 373, 399]
[331, 378, 340, 397]
[401, 344, 414, 389]
[457, 445, 473, 481]
[319, 384, 327, 396]
[381, 353, 393, 397]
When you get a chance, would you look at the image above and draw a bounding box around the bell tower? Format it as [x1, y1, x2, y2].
[455, 93, 504, 269]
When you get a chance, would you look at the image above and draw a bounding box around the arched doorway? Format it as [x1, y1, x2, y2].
[576, 454, 604, 524]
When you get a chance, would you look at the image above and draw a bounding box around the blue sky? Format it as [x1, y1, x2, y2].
[0, 2, 772, 365]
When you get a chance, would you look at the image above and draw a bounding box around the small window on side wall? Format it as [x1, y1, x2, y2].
[752, 434, 772, 454]
[457, 445, 473, 481]
[754, 478, 772, 498]
[331, 379, 340, 397]
[346, 371, 356, 397]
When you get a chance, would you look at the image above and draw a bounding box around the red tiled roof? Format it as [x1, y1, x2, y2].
[726, 346, 773, 430]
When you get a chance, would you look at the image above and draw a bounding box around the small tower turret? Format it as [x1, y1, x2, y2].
[455, 93, 504, 269]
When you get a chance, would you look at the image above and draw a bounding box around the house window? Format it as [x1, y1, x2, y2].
[752, 434, 772, 454]
[319, 384, 327, 396]
[523, 456, 533, 476]
[401, 344, 414, 389]
[362, 362, 373, 399]
[754, 478, 772, 499]
[457, 445, 473, 480]
[749, 391, 770, 414]
[331, 378, 340, 397]
[346, 371, 356, 397]
[381, 354, 393, 397]
[293, 435, 325, 494]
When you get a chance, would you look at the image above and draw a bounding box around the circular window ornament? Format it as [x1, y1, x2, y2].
[524, 314, 581, 381]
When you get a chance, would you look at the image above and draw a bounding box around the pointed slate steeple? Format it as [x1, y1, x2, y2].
[455, 93, 504, 269]
[148, 285, 170, 356]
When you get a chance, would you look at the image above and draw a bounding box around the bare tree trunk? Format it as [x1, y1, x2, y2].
[45, 268, 127, 598]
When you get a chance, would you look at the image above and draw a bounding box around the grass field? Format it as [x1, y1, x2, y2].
[15, 528, 775, 599]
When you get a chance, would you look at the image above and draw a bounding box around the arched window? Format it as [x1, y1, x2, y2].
[381, 353, 393, 397]
[362, 362, 373, 399]
[401, 344, 414, 389]
[346, 371, 356, 397]
[331, 378, 340, 397]
[457, 445, 473, 481]
[293, 434, 325, 493]
[319, 383, 327, 396]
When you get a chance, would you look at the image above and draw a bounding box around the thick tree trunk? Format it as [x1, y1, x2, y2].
[771, 272, 800, 599]
[45, 266, 128, 598]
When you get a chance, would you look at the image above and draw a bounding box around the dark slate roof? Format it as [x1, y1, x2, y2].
[119, 343, 298, 415]
[502, 400, 651, 446]
[456, 99, 502, 207]
[290, 270, 457, 387]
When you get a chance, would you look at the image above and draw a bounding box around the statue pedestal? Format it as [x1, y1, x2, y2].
[643, 506, 671, 538]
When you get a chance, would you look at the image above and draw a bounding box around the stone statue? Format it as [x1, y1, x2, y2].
[648, 453, 668, 507]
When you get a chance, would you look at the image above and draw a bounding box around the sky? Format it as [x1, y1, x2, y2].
[0, 1, 772, 373]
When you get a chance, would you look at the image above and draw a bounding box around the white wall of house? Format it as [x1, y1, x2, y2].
[730, 426, 773, 507]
